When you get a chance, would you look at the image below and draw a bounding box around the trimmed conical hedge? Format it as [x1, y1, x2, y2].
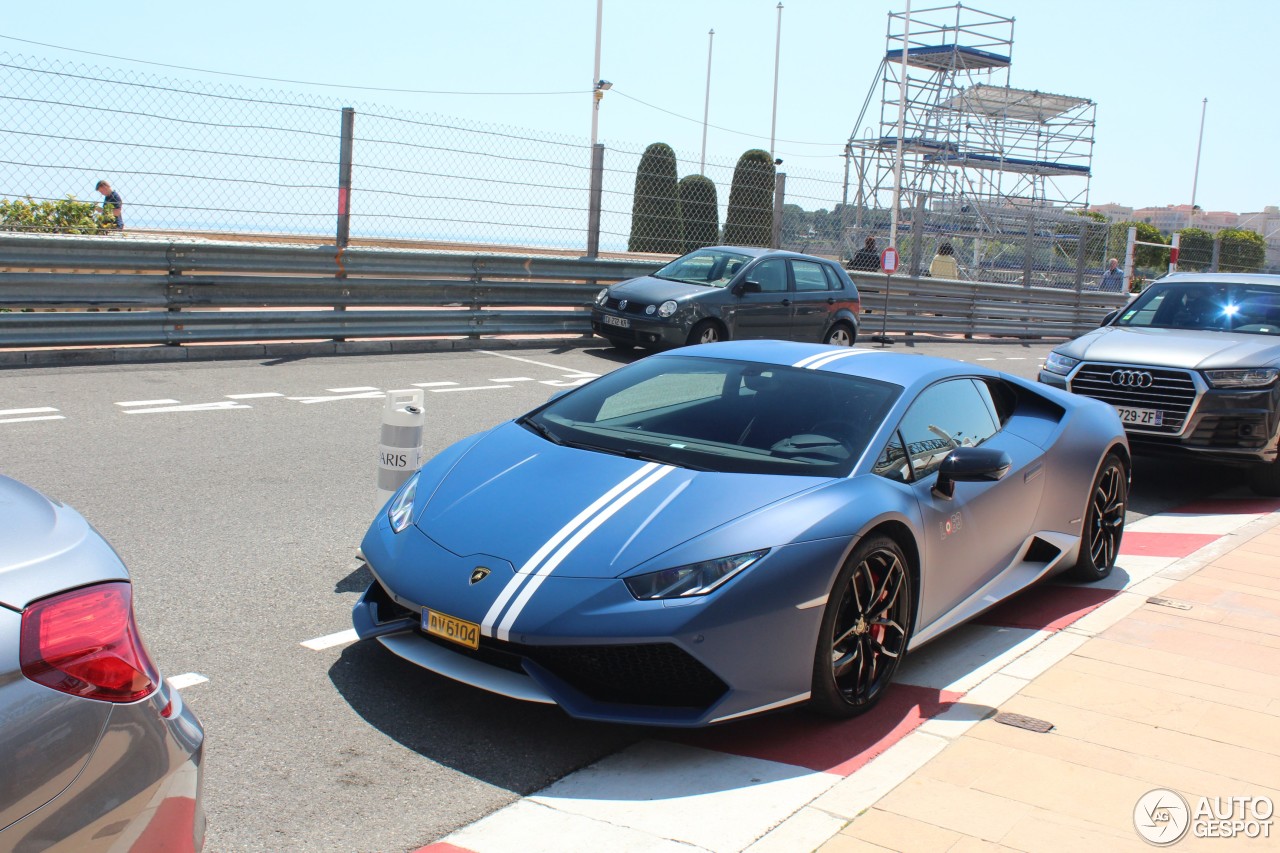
[628, 143, 683, 253]
[723, 149, 775, 247]
[678, 175, 719, 253]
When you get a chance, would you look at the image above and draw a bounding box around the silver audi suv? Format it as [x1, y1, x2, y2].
[1039, 273, 1280, 496]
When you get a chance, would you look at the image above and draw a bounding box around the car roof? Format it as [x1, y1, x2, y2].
[663, 339, 999, 389]
[699, 246, 837, 263]
[1154, 272, 1280, 287]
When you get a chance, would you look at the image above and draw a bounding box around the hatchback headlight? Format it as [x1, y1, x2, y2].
[657, 300, 679, 318]
[595, 287, 608, 305]
[387, 473, 420, 534]
[1043, 352, 1080, 376]
[624, 550, 768, 600]
[1204, 368, 1280, 389]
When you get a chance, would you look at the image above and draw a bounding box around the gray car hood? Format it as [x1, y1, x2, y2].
[610, 275, 721, 303]
[1061, 326, 1280, 370]
[0, 476, 127, 609]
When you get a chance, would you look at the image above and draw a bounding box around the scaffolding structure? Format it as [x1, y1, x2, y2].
[845, 4, 1100, 284]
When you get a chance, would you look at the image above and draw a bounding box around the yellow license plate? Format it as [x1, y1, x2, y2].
[423, 609, 480, 650]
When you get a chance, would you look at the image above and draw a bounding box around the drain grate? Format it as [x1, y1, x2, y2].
[994, 712, 1054, 733]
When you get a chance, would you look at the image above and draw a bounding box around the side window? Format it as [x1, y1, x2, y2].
[821, 264, 846, 291]
[873, 430, 911, 482]
[792, 260, 829, 292]
[747, 259, 788, 293]
[895, 380, 1000, 479]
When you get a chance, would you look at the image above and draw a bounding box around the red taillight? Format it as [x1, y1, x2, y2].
[19, 581, 160, 703]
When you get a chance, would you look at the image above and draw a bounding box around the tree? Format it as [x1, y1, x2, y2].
[1108, 221, 1167, 270]
[1218, 228, 1266, 272]
[1175, 227, 1214, 271]
[0, 195, 116, 234]
[677, 175, 719, 253]
[723, 149, 775, 247]
[628, 143, 683, 254]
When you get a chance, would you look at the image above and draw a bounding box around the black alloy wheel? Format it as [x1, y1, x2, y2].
[1070, 453, 1127, 581]
[811, 535, 913, 717]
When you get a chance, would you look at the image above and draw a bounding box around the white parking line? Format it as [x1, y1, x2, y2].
[479, 350, 597, 376]
[288, 391, 385, 404]
[116, 399, 180, 407]
[125, 401, 251, 414]
[976, 358, 996, 362]
[226, 392, 285, 399]
[167, 673, 209, 690]
[492, 377, 535, 382]
[430, 385, 512, 393]
[0, 414, 66, 424]
[0, 407, 59, 416]
[412, 381, 458, 388]
[1005, 357, 1027, 361]
[326, 386, 380, 393]
[301, 629, 360, 651]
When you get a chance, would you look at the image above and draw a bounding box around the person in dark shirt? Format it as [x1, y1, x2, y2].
[95, 180, 123, 229]
[1099, 258, 1125, 292]
[849, 236, 879, 272]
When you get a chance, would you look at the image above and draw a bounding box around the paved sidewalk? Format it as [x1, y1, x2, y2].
[819, 509, 1280, 852]
[423, 497, 1280, 853]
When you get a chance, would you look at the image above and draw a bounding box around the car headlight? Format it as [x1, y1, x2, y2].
[1043, 352, 1080, 376]
[1204, 368, 1280, 389]
[595, 287, 608, 305]
[657, 300, 679, 318]
[624, 549, 768, 600]
[387, 473, 420, 534]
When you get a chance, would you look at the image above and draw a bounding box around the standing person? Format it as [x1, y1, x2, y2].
[1099, 258, 1124, 292]
[95, 180, 123, 229]
[929, 242, 958, 279]
[849, 236, 879, 272]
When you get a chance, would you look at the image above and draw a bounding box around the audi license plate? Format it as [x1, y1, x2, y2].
[423, 608, 480, 650]
[1115, 406, 1164, 427]
[601, 314, 630, 328]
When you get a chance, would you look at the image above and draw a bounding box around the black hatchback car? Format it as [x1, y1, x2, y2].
[591, 246, 861, 350]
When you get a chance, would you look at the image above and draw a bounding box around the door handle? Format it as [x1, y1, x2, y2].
[780, 299, 791, 307]
[827, 297, 836, 304]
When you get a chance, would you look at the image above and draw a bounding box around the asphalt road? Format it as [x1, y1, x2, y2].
[0, 339, 1243, 852]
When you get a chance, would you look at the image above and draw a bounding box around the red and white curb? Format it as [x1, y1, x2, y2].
[420, 497, 1280, 853]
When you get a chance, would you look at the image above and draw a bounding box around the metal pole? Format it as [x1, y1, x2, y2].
[336, 107, 355, 251]
[769, 3, 783, 158]
[586, 144, 604, 258]
[1124, 226, 1137, 289]
[1189, 97, 1207, 227]
[701, 29, 714, 173]
[590, 0, 603, 148]
[889, 0, 911, 251]
[771, 172, 786, 249]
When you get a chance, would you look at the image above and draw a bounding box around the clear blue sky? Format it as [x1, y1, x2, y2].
[3, 0, 1276, 214]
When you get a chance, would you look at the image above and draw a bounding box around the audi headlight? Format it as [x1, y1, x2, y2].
[1204, 368, 1280, 389]
[1043, 352, 1080, 376]
[387, 472, 420, 534]
[657, 300, 679, 318]
[595, 287, 608, 305]
[624, 549, 768, 600]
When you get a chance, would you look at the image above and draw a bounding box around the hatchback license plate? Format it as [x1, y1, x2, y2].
[601, 314, 630, 328]
[423, 609, 480, 650]
[1115, 405, 1163, 427]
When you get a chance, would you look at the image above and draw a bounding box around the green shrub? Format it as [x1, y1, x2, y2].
[678, 175, 719, 253]
[723, 149, 775, 247]
[0, 195, 116, 234]
[628, 143, 683, 254]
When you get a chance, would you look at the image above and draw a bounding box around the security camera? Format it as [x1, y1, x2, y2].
[597, 79, 613, 90]
[774, 158, 783, 165]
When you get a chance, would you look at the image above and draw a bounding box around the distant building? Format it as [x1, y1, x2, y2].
[1237, 206, 1280, 268]
[1088, 202, 1132, 222]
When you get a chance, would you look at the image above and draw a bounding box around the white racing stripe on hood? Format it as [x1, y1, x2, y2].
[796, 348, 874, 371]
[494, 463, 676, 642]
[480, 461, 664, 637]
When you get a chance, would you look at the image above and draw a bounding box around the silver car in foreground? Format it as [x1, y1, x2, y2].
[0, 475, 205, 851]
[1040, 273, 1280, 495]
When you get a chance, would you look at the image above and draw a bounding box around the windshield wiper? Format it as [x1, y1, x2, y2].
[517, 416, 564, 446]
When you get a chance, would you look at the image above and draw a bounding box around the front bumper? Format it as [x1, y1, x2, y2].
[590, 308, 689, 349]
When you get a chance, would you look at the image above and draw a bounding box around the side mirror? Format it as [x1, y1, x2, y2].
[736, 280, 763, 295]
[932, 446, 1012, 500]
[1100, 310, 1119, 327]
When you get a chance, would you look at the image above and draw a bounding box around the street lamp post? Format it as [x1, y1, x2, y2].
[1189, 97, 1207, 228]
[769, 3, 782, 158]
[701, 28, 714, 173]
[590, 0, 604, 147]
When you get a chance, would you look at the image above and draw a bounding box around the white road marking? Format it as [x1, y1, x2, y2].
[1005, 357, 1027, 361]
[0, 406, 59, 416]
[539, 377, 596, 387]
[226, 392, 285, 399]
[430, 385, 512, 393]
[167, 673, 209, 690]
[479, 350, 596, 376]
[492, 377, 535, 382]
[125, 401, 252, 414]
[116, 399, 180, 407]
[301, 629, 360, 651]
[326, 386, 380, 393]
[0, 414, 66, 424]
[977, 358, 997, 361]
[288, 391, 385, 404]
[412, 381, 458, 388]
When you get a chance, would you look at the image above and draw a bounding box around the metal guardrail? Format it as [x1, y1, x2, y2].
[0, 234, 1125, 349]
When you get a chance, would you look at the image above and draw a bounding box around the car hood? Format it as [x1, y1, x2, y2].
[609, 275, 719, 303]
[0, 476, 127, 609]
[415, 422, 827, 578]
[1060, 326, 1280, 370]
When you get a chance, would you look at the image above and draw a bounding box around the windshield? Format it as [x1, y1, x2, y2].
[1115, 282, 1280, 336]
[520, 355, 901, 477]
[653, 248, 753, 287]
